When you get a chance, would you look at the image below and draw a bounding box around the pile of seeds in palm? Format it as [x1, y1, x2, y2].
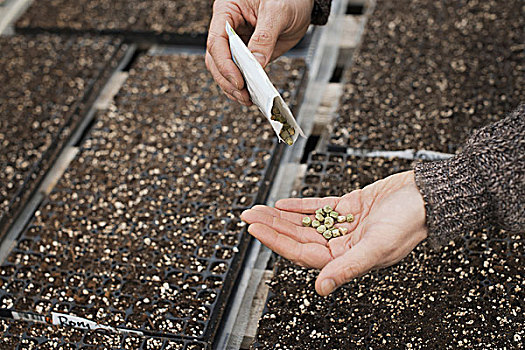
[302, 205, 354, 240]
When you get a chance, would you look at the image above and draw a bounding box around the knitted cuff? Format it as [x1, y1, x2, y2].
[311, 0, 332, 25]
[414, 155, 491, 248]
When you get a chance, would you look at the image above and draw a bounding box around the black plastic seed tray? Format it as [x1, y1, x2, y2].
[0, 34, 128, 241]
[14, 0, 315, 49]
[253, 152, 524, 349]
[0, 54, 307, 346]
[15, 0, 212, 45]
[0, 318, 208, 349]
[328, 0, 525, 154]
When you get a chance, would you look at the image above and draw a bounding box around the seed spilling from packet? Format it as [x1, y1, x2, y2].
[271, 104, 295, 146]
[301, 205, 355, 241]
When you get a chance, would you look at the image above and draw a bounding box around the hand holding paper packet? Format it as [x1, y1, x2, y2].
[225, 22, 305, 146]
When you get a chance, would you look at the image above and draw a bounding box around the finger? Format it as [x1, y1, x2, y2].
[223, 90, 236, 102]
[327, 224, 364, 258]
[315, 239, 377, 296]
[241, 208, 326, 245]
[250, 205, 307, 226]
[207, 3, 245, 91]
[275, 197, 340, 214]
[206, 52, 251, 105]
[224, 89, 253, 107]
[247, 1, 289, 67]
[247, 223, 332, 269]
[332, 190, 363, 233]
[335, 190, 363, 217]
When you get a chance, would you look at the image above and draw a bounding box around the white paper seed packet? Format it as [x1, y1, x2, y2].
[226, 22, 305, 145]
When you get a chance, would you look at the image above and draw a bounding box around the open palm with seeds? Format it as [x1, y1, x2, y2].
[241, 170, 428, 296]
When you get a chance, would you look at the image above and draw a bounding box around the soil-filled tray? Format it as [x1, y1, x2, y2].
[0, 34, 127, 240]
[329, 0, 524, 153]
[0, 54, 307, 346]
[253, 152, 524, 349]
[0, 318, 208, 350]
[14, 0, 314, 48]
[15, 0, 213, 45]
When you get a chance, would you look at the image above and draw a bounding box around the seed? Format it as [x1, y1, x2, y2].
[284, 137, 293, 146]
[288, 127, 295, 136]
[337, 215, 346, 223]
[346, 214, 354, 223]
[329, 211, 339, 219]
[271, 114, 285, 123]
[316, 225, 326, 234]
[315, 208, 324, 215]
[312, 220, 321, 228]
[331, 228, 340, 238]
[271, 105, 285, 122]
[315, 213, 325, 221]
[340, 227, 348, 235]
[323, 205, 332, 214]
[302, 217, 312, 227]
[322, 231, 332, 240]
[324, 217, 334, 228]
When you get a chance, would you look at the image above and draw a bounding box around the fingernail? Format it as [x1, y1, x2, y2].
[227, 75, 239, 89]
[252, 52, 266, 67]
[320, 279, 336, 295]
[233, 90, 245, 102]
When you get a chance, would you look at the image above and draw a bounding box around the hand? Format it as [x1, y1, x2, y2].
[241, 171, 428, 296]
[206, 0, 314, 106]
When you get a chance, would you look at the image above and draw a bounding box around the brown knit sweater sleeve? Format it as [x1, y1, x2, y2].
[414, 104, 525, 247]
[311, 0, 332, 25]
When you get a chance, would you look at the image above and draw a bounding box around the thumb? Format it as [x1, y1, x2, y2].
[315, 240, 377, 296]
[247, 3, 287, 67]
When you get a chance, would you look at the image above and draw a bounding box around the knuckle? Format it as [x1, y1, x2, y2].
[206, 34, 217, 53]
[251, 30, 275, 46]
[342, 263, 360, 283]
[268, 0, 286, 11]
[267, 0, 291, 20]
[212, 0, 228, 12]
[215, 62, 234, 82]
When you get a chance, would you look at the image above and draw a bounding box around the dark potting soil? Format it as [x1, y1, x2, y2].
[329, 0, 524, 153]
[252, 152, 524, 349]
[0, 34, 125, 240]
[15, 0, 214, 44]
[0, 54, 307, 345]
[0, 318, 208, 350]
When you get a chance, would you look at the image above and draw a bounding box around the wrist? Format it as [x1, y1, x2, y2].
[406, 170, 429, 242]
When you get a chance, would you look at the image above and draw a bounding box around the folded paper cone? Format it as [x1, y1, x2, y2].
[226, 22, 305, 146]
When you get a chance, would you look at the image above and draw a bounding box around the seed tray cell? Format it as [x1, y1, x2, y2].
[0, 34, 126, 240]
[0, 319, 208, 349]
[253, 152, 524, 349]
[329, 0, 524, 153]
[15, 0, 213, 45]
[0, 54, 307, 345]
